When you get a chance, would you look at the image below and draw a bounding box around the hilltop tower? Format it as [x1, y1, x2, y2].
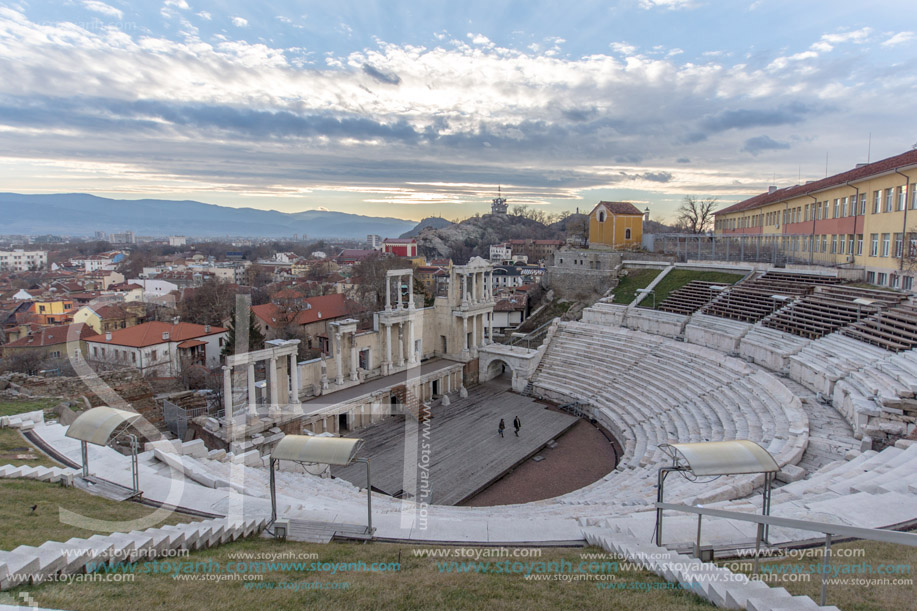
[491, 186, 508, 215]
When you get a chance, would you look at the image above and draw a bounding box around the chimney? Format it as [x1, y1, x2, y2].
[204, 324, 210, 333]
[768, 186, 777, 194]
[162, 332, 170, 341]
[105, 332, 112, 341]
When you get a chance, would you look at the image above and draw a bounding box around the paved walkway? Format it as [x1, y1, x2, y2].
[332, 380, 577, 505]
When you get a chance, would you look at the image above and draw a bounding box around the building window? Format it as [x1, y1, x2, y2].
[885, 188, 894, 213]
[151, 350, 157, 360]
[912, 186, 917, 210]
[882, 233, 891, 257]
[132, 352, 136, 363]
[904, 276, 914, 291]
[860, 193, 867, 215]
[873, 191, 881, 214]
[895, 233, 904, 258]
[841, 197, 847, 217]
[625, 228, 632, 240]
[866, 271, 876, 283]
[898, 187, 906, 211]
[870, 234, 879, 257]
[891, 274, 900, 289]
[877, 272, 887, 286]
[598, 211, 606, 222]
[833, 199, 839, 218]
[856, 235, 864, 256]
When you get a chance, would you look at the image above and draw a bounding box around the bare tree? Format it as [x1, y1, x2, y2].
[677, 195, 719, 234]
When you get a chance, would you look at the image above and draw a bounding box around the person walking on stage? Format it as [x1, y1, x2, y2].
[513, 416, 521, 437]
[498, 418, 505, 438]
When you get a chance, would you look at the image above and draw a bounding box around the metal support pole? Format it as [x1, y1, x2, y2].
[356, 458, 373, 536]
[128, 434, 140, 495]
[820, 533, 833, 606]
[694, 514, 703, 559]
[762, 472, 773, 543]
[269, 458, 277, 523]
[81, 440, 89, 478]
[753, 523, 764, 576]
[655, 467, 678, 547]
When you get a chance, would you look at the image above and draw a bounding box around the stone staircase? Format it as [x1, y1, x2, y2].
[583, 527, 840, 610]
[0, 516, 268, 590]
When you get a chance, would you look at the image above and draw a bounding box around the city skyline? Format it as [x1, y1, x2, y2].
[0, 1, 915, 223]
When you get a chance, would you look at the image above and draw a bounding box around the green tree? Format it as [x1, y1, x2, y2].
[221, 310, 265, 356]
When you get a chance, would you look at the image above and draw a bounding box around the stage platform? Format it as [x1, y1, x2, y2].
[331, 380, 578, 505]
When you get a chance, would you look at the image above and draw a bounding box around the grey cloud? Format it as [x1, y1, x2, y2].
[561, 107, 598, 122]
[361, 63, 401, 85]
[701, 105, 810, 132]
[641, 171, 673, 183]
[676, 157, 690, 163]
[741, 135, 791, 155]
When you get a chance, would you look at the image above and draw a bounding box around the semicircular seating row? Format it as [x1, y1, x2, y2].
[531, 321, 808, 469]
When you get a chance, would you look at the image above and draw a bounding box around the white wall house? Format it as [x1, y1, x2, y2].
[84, 321, 227, 377]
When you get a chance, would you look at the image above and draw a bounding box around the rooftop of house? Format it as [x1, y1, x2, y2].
[84, 321, 226, 348]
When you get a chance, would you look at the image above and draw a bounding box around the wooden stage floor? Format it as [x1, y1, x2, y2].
[331, 379, 578, 505]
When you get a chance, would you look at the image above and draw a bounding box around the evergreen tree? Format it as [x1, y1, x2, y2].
[222, 310, 265, 356]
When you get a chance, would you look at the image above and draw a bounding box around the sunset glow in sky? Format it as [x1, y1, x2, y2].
[1, 1, 915, 222]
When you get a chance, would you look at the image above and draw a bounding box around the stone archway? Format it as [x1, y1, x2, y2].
[485, 358, 512, 380]
[478, 344, 541, 392]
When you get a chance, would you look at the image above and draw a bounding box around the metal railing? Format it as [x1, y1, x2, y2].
[647, 233, 860, 268]
[656, 501, 917, 606]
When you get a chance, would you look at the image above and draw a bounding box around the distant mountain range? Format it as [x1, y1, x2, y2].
[0, 193, 417, 240]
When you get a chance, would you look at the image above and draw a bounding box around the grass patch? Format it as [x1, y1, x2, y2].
[0, 398, 60, 418]
[720, 540, 917, 611]
[612, 269, 661, 304]
[0, 427, 63, 468]
[15, 539, 714, 611]
[644, 270, 746, 309]
[0, 479, 197, 550]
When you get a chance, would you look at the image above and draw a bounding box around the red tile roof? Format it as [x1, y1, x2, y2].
[4, 323, 94, 348]
[84, 321, 225, 347]
[252, 293, 355, 329]
[591, 201, 644, 216]
[717, 148, 917, 216]
[177, 339, 207, 349]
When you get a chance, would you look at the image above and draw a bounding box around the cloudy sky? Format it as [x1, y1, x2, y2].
[0, 1, 915, 223]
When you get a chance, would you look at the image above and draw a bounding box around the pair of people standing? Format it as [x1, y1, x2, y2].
[498, 416, 521, 437]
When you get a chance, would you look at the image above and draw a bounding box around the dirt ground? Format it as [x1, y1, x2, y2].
[460, 418, 618, 506]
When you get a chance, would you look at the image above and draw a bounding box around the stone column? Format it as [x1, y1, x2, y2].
[334, 332, 344, 385]
[397, 324, 405, 367]
[396, 276, 402, 309]
[472, 271, 477, 303]
[461, 273, 468, 305]
[349, 332, 358, 381]
[472, 314, 478, 350]
[247, 362, 257, 413]
[289, 353, 300, 404]
[268, 357, 279, 413]
[385, 275, 391, 311]
[488, 310, 494, 344]
[385, 323, 392, 367]
[222, 365, 233, 416]
[462, 316, 468, 352]
[408, 318, 416, 364]
[408, 276, 415, 309]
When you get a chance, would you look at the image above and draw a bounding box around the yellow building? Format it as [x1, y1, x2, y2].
[713, 149, 917, 290]
[588, 201, 645, 249]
